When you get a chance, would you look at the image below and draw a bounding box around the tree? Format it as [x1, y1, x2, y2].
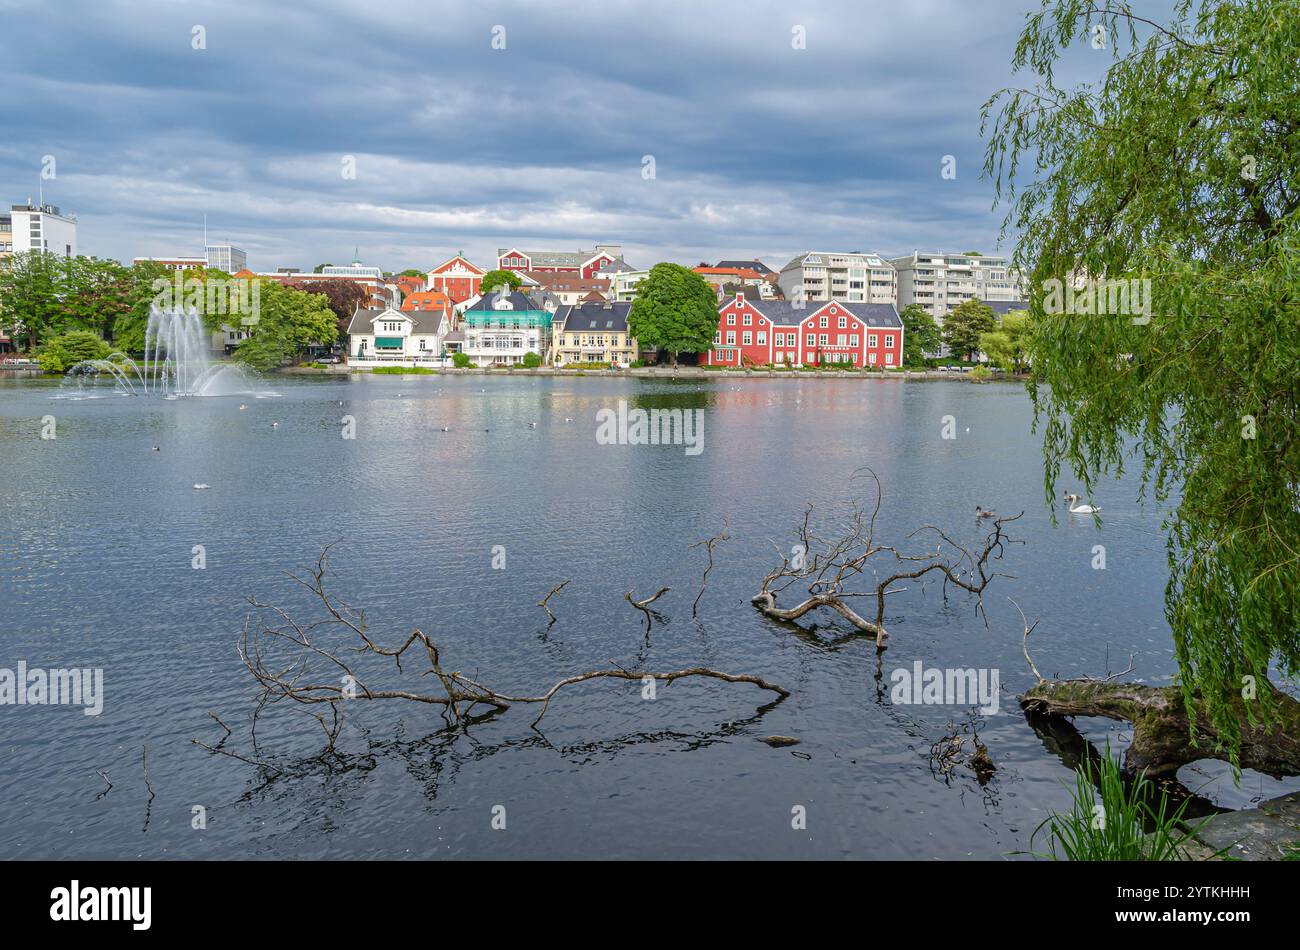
[477, 269, 522, 297]
[312, 264, 333, 274]
[941, 299, 997, 361]
[983, 0, 1300, 759]
[452, 351, 471, 368]
[234, 280, 338, 370]
[37, 329, 110, 373]
[397, 269, 424, 278]
[295, 279, 369, 343]
[979, 310, 1033, 373]
[61, 257, 134, 339]
[899, 304, 942, 366]
[521, 351, 542, 368]
[0, 251, 68, 349]
[627, 263, 718, 365]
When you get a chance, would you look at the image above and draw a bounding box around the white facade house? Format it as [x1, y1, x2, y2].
[890, 252, 1026, 322]
[346, 304, 453, 366]
[459, 291, 554, 367]
[11, 203, 77, 258]
[778, 252, 895, 305]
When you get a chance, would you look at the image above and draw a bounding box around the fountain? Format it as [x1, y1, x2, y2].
[59, 305, 265, 399]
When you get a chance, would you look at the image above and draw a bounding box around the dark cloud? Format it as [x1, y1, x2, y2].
[0, 0, 1056, 271]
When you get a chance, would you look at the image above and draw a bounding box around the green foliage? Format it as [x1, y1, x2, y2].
[521, 351, 543, 368]
[899, 304, 943, 366]
[37, 329, 110, 373]
[983, 0, 1300, 759]
[477, 269, 522, 297]
[1029, 748, 1215, 861]
[969, 363, 991, 381]
[941, 299, 997, 360]
[979, 310, 1033, 372]
[451, 351, 472, 368]
[0, 251, 71, 349]
[397, 269, 425, 278]
[627, 263, 718, 364]
[234, 280, 338, 371]
[372, 365, 434, 375]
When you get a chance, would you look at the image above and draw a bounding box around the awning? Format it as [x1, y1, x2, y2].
[375, 337, 403, 348]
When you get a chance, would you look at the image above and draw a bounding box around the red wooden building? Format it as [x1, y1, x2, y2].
[704, 292, 904, 368]
[427, 254, 485, 304]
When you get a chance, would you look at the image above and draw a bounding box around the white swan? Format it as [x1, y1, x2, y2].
[1063, 492, 1101, 514]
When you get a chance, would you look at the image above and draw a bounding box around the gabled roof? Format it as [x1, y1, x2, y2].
[430, 254, 485, 275]
[346, 307, 447, 336]
[720, 295, 902, 328]
[555, 301, 633, 333]
[985, 300, 1027, 315]
[462, 290, 547, 313]
[716, 259, 775, 275]
[401, 290, 453, 314]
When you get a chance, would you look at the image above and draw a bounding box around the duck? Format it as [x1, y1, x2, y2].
[151, 445, 160, 452]
[975, 506, 997, 519]
[440, 426, 450, 432]
[239, 404, 248, 410]
[193, 484, 210, 490]
[526, 422, 537, 429]
[1063, 492, 1101, 514]
[564, 417, 574, 423]
[270, 422, 279, 428]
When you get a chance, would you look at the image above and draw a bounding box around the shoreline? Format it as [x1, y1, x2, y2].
[279, 364, 1025, 382]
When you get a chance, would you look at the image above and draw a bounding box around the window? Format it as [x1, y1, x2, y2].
[838, 316, 847, 329]
[885, 353, 895, 365]
[742, 331, 752, 345]
[836, 334, 846, 346]
[756, 331, 766, 344]
[819, 334, 828, 346]
[726, 331, 736, 345]
[868, 334, 878, 347]
[806, 334, 815, 346]
[885, 334, 895, 347]
[819, 316, 828, 328]
[714, 331, 721, 344]
[727, 314, 736, 325]
[850, 334, 859, 346]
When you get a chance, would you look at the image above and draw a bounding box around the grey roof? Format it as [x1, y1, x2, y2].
[985, 300, 1027, 315]
[716, 259, 775, 275]
[463, 290, 546, 313]
[721, 296, 902, 328]
[498, 247, 624, 269]
[554, 301, 632, 333]
[594, 258, 635, 274]
[346, 307, 446, 336]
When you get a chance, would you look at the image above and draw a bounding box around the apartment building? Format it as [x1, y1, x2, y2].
[0, 213, 12, 260]
[206, 244, 246, 273]
[777, 251, 896, 305]
[890, 252, 1025, 321]
[552, 301, 637, 366]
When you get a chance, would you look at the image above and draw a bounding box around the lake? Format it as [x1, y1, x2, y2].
[0, 372, 1227, 858]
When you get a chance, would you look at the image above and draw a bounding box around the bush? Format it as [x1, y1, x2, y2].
[451, 352, 471, 368]
[521, 351, 542, 368]
[372, 366, 434, 375]
[38, 330, 110, 373]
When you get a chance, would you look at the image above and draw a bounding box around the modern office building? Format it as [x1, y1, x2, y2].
[10, 203, 78, 258]
[205, 244, 247, 273]
[777, 251, 896, 305]
[890, 251, 1025, 321]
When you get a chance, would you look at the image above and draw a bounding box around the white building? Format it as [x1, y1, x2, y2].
[346, 304, 454, 366]
[890, 251, 1025, 322]
[206, 244, 247, 273]
[10, 203, 77, 258]
[778, 252, 895, 305]
[459, 291, 554, 366]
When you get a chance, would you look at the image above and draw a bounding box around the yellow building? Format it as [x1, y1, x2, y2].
[553, 301, 639, 366]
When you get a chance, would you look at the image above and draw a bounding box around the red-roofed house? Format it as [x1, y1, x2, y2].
[401, 290, 454, 320]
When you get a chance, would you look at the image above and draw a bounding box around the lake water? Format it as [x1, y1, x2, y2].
[0, 372, 1241, 858]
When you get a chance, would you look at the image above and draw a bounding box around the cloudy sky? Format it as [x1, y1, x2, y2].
[0, 0, 1077, 273]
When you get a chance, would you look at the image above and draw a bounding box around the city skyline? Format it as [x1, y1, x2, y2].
[0, 0, 1108, 272]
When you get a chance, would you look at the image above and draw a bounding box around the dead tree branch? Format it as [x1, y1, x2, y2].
[688, 522, 730, 617]
[199, 551, 786, 767]
[538, 579, 570, 625]
[624, 586, 670, 632]
[753, 469, 1021, 648]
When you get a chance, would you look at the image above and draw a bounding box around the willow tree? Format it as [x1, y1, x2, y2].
[983, 0, 1300, 764]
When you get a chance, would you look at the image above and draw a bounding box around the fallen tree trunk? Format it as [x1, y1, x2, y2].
[1020, 679, 1300, 779]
